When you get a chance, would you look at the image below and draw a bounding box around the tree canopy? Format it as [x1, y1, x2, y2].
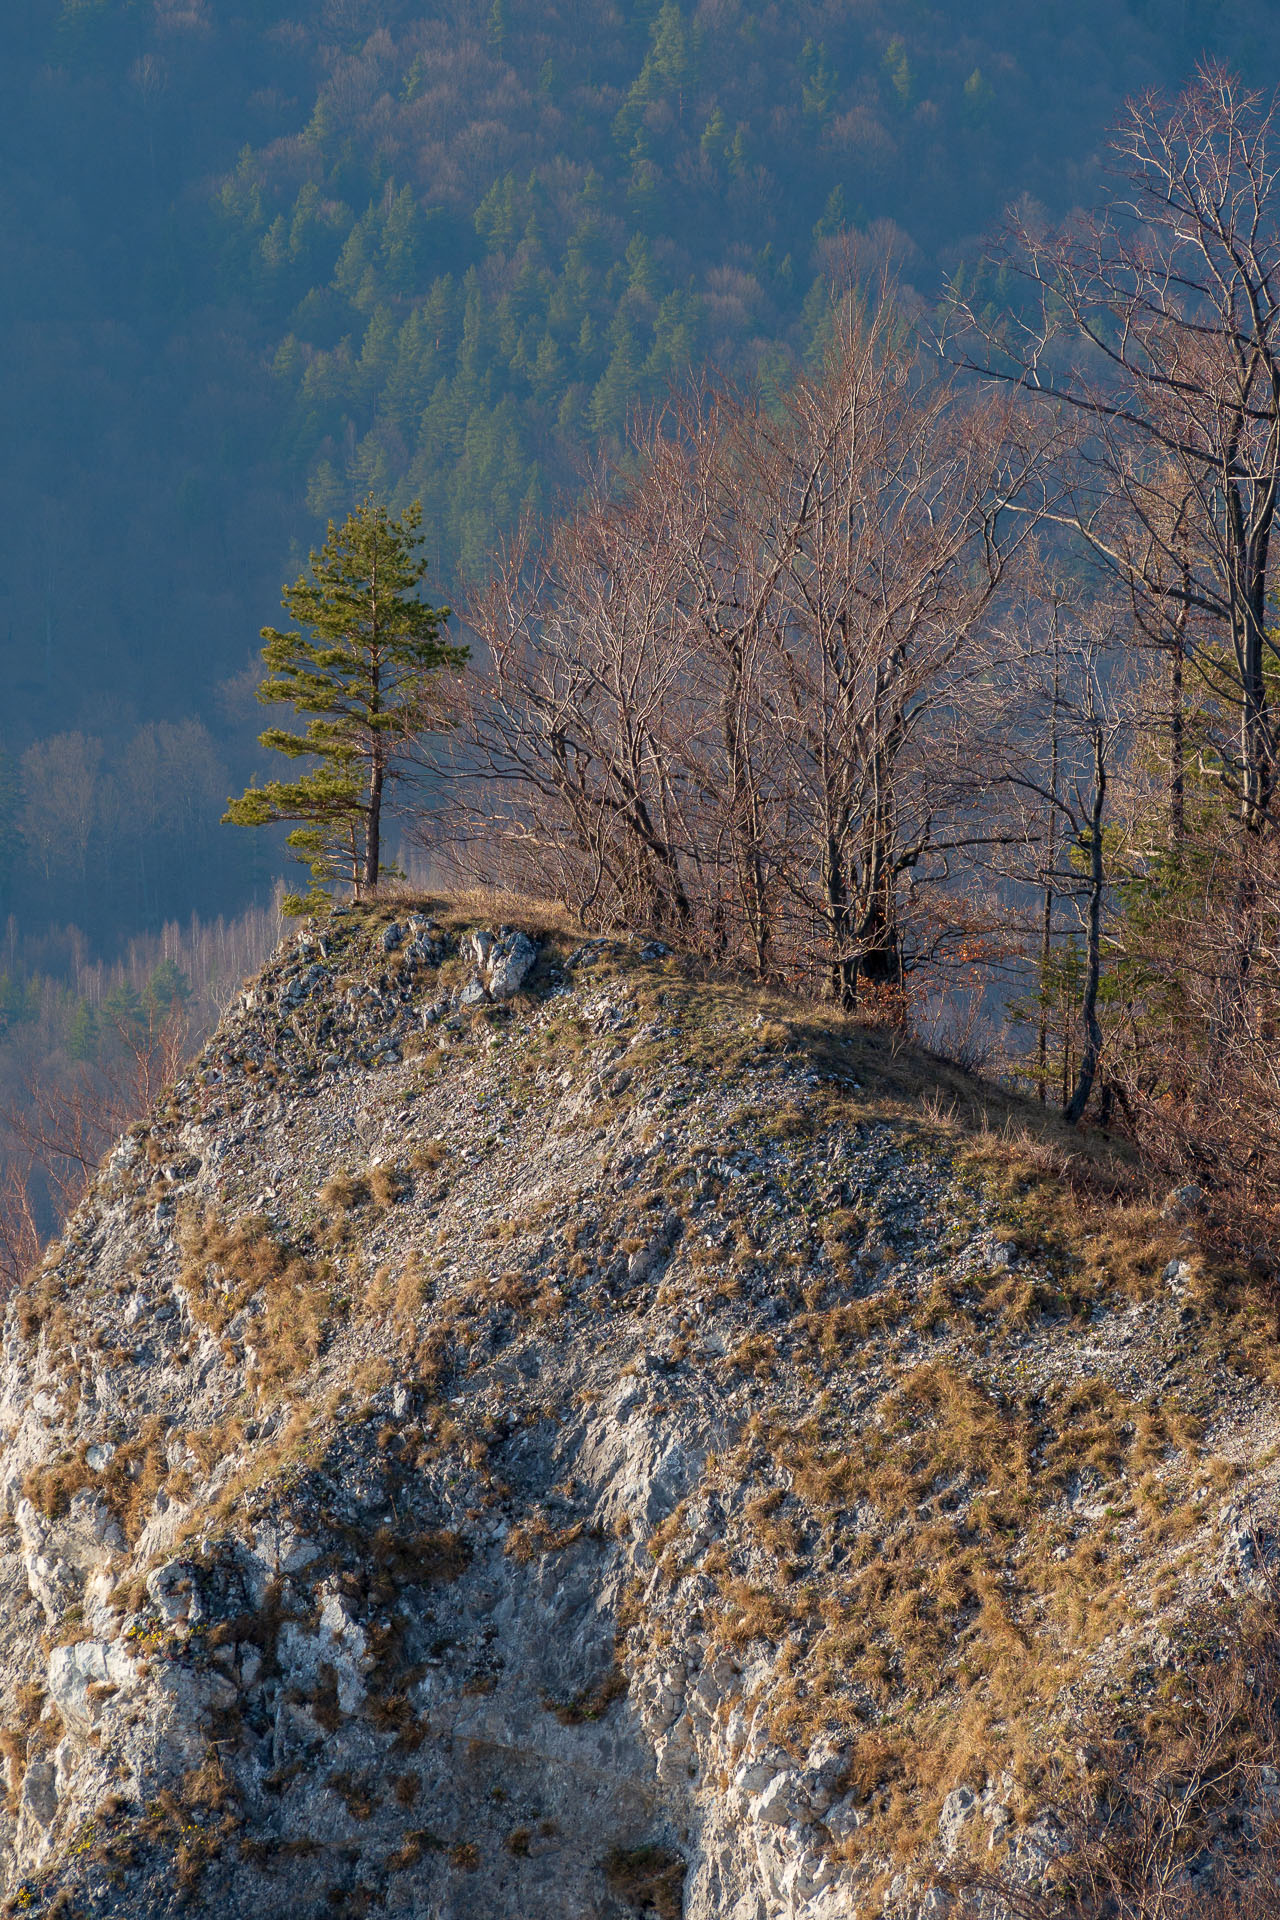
[224, 498, 465, 910]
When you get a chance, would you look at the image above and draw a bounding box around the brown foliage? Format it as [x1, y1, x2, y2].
[452, 287, 1056, 1011]
[948, 1596, 1280, 1919]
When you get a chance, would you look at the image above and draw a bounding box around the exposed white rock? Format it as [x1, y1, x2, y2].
[252, 1519, 320, 1574]
[938, 1784, 977, 1855]
[47, 1640, 138, 1731]
[750, 1771, 800, 1827]
[0, 911, 1266, 1920]
[20, 1758, 57, 1829]
[277, 1582, 370, 1715]
[488, 928, 539, 999]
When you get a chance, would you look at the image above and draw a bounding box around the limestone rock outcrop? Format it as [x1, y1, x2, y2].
[0, 905, 1274, 1918]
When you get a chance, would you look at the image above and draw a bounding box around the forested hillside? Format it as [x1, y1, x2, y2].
[1, 0, 1277, 951]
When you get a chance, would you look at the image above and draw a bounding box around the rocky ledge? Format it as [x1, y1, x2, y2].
[0, 902, 1276, 1919]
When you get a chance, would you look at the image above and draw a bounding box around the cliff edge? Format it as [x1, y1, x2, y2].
[0, 902, 1275, 1919]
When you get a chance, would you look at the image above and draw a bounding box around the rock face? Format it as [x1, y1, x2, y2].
[0, 906, 1276, 1919]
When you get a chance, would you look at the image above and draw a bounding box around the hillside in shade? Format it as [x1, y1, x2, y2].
[5, 0, 1280, 954]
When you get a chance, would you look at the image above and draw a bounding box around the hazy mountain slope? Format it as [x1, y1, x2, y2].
[7, 0, 1280, 904]
[0, 902, 1275, 1917]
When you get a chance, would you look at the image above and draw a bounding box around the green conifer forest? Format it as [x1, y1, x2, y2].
[5, 1, 1280, 928]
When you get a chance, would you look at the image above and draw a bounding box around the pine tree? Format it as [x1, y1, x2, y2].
[144, 958, 191, 1017]
[65, 1000, 98, 1064]
[224, 497, 466, 913]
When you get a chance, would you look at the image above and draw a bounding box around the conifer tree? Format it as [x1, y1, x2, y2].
[224, 497, 465, 912]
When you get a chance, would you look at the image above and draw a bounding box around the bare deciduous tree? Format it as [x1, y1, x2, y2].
[455, 292, 1054, 1008]
[754, 305, 1051, 1007]
[0, 997, 190, 1293]
[956, 584, 1135, 1123]
[951, 63, 1280, 841]
[460, 465, 700, 934]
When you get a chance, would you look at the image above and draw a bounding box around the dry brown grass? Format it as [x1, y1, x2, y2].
[725, 1333, 778, 1379]
[651, 1338, 1223, 1872]
[356, 881, 585, 942]
[947, 1599, 1280, 1917]
[350, 1355, 393, 1398]
[369, 1523, 471, 1586]
[393, 1251, 432, 1323]
[318, 1171, 369, 1213]
[367, 1163, 406, 1210]
[326, 1768, 380, 1820]
[177, 1208, 336, 1398]
[504, 1511, 589, 1561]
[547, 1661, 628, 1724]
[0, 1679, 46, 1811]
[183, 1418, 246, 1475]
[23, 1416, 174, 1541]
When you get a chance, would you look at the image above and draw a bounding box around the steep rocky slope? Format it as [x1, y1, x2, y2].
[0, 902, 1276, 1920]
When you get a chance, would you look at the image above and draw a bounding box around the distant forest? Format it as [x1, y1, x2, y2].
[3, 0, 1280, 964]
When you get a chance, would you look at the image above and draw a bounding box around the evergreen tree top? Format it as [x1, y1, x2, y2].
[258, 497, 466, 738]
[225, 495, 468, 911]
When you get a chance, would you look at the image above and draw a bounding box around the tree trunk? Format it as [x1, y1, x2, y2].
[363, 751, 384, 895]
[362, 590, 384, 894]
[1037, 881, 1053, 1105]
[853, 756, 901, 999]
[1169, 578, 1187, 841]
[1038, 635, 1061, 1102]
[1229, 466, 1276, 836]
[855, 892, 900, 988]
[1065, 731, 1106, 1126]
[824, 831, 856, 1011]
[1241, 614, 1268, 834]
[721, 645, 771, 979]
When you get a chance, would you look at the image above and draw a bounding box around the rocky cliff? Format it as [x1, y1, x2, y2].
[0, 902, 1276, 1920]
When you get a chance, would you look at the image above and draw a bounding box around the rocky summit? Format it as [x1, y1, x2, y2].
[0, 901, 1276, 1920]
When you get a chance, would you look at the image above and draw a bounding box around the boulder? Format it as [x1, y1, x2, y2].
[488, 930, 539, 1000]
